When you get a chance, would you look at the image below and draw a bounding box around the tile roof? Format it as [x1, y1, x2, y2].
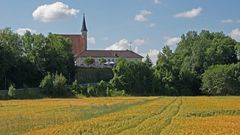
[77, 50, 143, 58]
[59, 34, 86, 57]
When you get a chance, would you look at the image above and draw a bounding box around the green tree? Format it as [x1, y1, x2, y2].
[144, 55, 153, 68]
[0, 28, 75, 89]
[172, 30, 238, 95]
[0, 28, 22, 89]
[202, 63, 240, 95]
[153, 46, 178, 95]
[110, 58, 153, 95]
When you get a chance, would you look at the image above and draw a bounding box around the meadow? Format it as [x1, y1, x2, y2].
[0, 97, 240, 135]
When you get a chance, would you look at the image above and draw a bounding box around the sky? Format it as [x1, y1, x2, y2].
[1, 0, 240, 63]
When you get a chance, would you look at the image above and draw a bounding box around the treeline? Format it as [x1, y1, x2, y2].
[1, 28, 240, 97]
[0, 28, 74, 90]
[110, 30, 240, 96]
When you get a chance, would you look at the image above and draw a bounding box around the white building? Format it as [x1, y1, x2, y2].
[60, 14, 143, 67]
[75, 50, 143, 67]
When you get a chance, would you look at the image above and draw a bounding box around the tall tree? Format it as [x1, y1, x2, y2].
[172, 30, 238, 95]
[0, 28, 75, 89]
[153, 46, 179, 95]
[110, 58, 153, 95]
[144, 55, 153, 68]
[202, 63, 240, 95]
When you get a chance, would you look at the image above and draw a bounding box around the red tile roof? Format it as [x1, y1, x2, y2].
[59, 34, 86, 57]
[77, 50, 143, 58]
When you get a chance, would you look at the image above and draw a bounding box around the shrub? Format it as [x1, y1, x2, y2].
[39, 73, 53, 95]
[99, 58, 106, 65]
[8, 84, 16, 98]
[39, 73, 69, 97]
[95, 80, 108, 96]
[71, 80, 79, 95]
[87, 85, 97, 97]
[52, 73, 68, 96]
[84, 57, 95, 65]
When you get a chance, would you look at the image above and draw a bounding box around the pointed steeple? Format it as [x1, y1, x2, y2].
[81, 14, 88, 32]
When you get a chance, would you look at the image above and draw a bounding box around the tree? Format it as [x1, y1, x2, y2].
[0, 28, 22, 89]
[202, 63, 240, 95]
[110, 58, 153, 95]
[42, 34, 75, 82]
[172, 30, 238, 95]
[153, 46, 179, 95]
[144, 55, 153, 68]
[0, 28, 75, 89]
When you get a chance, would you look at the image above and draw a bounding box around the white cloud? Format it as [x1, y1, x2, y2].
[221, 19, 233, 23]
[15, 28, 37, 35]
[142, 49, 160, 65]
[87, 36, 96, 45]
[175, 7, 202, 18]
[229, 28, 240, 42]
[133, 39, 145, 46]
[154, 0, 160, 4]
[32, 2, 79, 22]
[105, 38, 145, 53]
[135, 10, 152, 22]
[164, 37, 181, 46]
[105, 39, 129, 50]
[221, 19, 240, 24]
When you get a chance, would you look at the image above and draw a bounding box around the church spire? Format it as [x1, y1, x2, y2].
[81, 14, 88, 51]
[81, 14, 88, 32]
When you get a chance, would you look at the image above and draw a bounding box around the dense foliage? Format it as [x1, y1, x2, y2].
[110, 30, 239, 96]
[0, 28, 74, 89]
[172, 30, 238, 95]
[40, 73, 70, 97]
[202, 63, 240, 95]
[110, 58, 153, 95]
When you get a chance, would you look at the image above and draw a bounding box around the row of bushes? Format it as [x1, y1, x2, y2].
[0, 72, 126, 99]
[39, 73, 126, 98]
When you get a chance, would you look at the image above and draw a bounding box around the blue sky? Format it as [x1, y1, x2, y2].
[1, 0, 240, 63]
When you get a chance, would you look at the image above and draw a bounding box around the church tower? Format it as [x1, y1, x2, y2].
[81, 14, 88, 51]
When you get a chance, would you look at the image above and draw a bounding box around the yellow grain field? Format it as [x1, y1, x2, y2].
[0, 97, 239, 135]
